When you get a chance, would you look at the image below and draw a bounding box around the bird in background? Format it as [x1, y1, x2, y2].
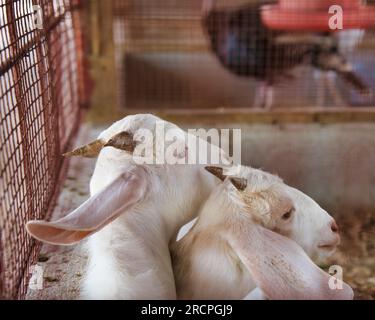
[202, 0, 372, 108]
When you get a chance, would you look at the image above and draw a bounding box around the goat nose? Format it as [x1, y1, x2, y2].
[331, 220, 339, 233]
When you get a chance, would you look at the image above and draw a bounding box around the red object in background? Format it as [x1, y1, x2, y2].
[279, 0, 362, 10]
[262, 0, 375, 31]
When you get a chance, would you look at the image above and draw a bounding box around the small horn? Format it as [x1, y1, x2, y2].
[104, 131, 137, 153]
[230, 177, 247, 191]
[63, 139, 105, 158]
[205, 166, 227, 181]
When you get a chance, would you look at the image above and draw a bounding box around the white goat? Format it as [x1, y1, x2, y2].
[172, 166, 354, 300]
[26, 114, 223, 299]
[26, 114, 352, 300]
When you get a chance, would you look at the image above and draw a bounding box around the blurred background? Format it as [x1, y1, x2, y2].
[107, 0, 375, 112]
[0, 0, 375, 299]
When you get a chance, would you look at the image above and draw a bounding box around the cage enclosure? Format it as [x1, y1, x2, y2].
[106, 0, 375, 113]
[0, 0, 375, 300]
[0, 0, 89, 299]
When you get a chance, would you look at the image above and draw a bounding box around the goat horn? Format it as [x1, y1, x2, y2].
[63, 131, 136, 158]
[63, 139, 106, 158]
[230, 177, 247, 191]
[205, 167, 247, 191]
[205, 166, 227, 181]
[104, 131, 137, 153]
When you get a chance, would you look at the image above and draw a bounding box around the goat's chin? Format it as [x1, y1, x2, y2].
[311, 246, 338, 265]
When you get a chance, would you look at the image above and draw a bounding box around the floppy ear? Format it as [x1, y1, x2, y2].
[26, 168, 148, 246]
[225, 223, 353, 300]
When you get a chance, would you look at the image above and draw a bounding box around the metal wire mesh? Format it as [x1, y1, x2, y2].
[113, 0, 375, 110]
[0, 0, 88, 299]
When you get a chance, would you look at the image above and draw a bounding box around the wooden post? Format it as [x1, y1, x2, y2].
[86, 0, 118, 123]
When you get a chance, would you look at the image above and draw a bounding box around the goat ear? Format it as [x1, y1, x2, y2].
[226, 224, 353, 300]
[26, 168, 147, 245]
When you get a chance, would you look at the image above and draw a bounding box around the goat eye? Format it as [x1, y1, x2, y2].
[282, 208, 294, 220]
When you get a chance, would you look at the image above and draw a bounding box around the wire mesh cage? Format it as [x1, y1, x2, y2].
[113, 0, 375, 111]
[0, 0, 88, 299]
[0, 0, 375, 301]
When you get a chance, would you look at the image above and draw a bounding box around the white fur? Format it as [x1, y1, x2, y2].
[28, 114, 344, 299]
[172, 166, 340, 300]
[81, 114, 220, 299]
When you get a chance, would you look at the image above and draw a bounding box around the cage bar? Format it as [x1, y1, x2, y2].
[0, 0, 88, 299]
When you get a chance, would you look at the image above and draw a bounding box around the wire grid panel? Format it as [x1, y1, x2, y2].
[113, 0, 375, 110]
[0, 0, 87, 299]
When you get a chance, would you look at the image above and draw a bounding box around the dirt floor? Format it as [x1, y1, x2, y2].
[327, 211, 375, 300]
[26, 124, 101, 300]
[26, 124, 375, 300]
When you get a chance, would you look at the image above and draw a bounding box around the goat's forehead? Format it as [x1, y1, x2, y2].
[284, 186, 322, 211]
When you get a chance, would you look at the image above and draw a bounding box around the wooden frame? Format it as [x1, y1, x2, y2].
[85, 0, 375, 124]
